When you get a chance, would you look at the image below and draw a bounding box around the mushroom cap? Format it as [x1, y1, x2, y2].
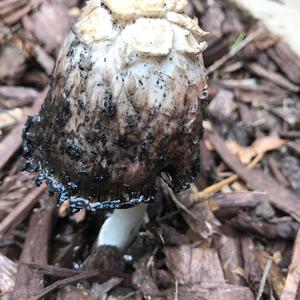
[23, 0, 208, 213]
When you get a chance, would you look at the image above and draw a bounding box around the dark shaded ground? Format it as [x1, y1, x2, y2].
[0, 0, 300, 299]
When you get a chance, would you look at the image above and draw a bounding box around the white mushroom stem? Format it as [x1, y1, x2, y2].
[97, 203, 148, 251]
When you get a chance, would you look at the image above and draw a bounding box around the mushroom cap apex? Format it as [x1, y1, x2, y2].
[102, 0, 188, 20]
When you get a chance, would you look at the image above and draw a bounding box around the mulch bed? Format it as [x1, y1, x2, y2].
[0, 0, 300, 299]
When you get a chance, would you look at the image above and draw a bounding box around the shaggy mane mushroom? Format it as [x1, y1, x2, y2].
[23, 0, 208, 251]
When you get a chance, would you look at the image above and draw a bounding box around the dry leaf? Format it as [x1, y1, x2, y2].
[226, 136, 286, 164]
[252, 136, 287, 155]
[226, 140, 254, 164]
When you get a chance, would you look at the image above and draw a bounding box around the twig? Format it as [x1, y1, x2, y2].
[256, 256, 273, 300]
[30, 270, 101, 300]
[24, 262, 129, 281]
[198, 153, 263, 199]
[146, 246, 159, 269]
[280, 230, 300, 300]
[199, 174, 238, 199]
[167, 185, 197, 219]
[207, 30, 262, 75]
[21, 263, 82, 278]
[174, 279, 179, 300]
[123, 291, 138, 299]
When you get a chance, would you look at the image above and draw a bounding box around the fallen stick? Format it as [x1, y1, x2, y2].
[257, 256, 273, 300]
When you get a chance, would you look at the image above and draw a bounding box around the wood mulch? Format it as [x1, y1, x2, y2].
[0, 0, 300, 299]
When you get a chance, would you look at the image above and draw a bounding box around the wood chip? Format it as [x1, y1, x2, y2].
[167, 183, 221, 239]
[0, 88, 48, 171]
[287, 142, 300, 158]
[241, 236, 262, 292]
[164, 245, 254, 299]
[268, 41, 300, 85]
[166, 283, 255, 300]
[22, 2, 72, 53]
[0, 253, 16, 297]
[208, 132, 300, 222]
[247, 62, 300, 93]
[0, 108, 25, 129]
[0, 185, 47, 238]
[0, 44, 25, 81]
[258, 250, 285, 299]
[208, 89, 236, 120]
[268, 156, 290, 187]
[280, 230, 300, 300]
[31, 270, 102, 300]
[132, 256, 164, 300]
[90, 278, 123, 300]
[279, 131, 300, 139]
[0, 85, 38, 108]
[215, 227, 245, 286]
[32, 44, 55, 75]
[11, 196, 55, 300]
[164, 245, 225, 285]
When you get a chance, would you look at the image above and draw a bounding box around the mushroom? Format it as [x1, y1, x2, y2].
[22, 0, 208, 251]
